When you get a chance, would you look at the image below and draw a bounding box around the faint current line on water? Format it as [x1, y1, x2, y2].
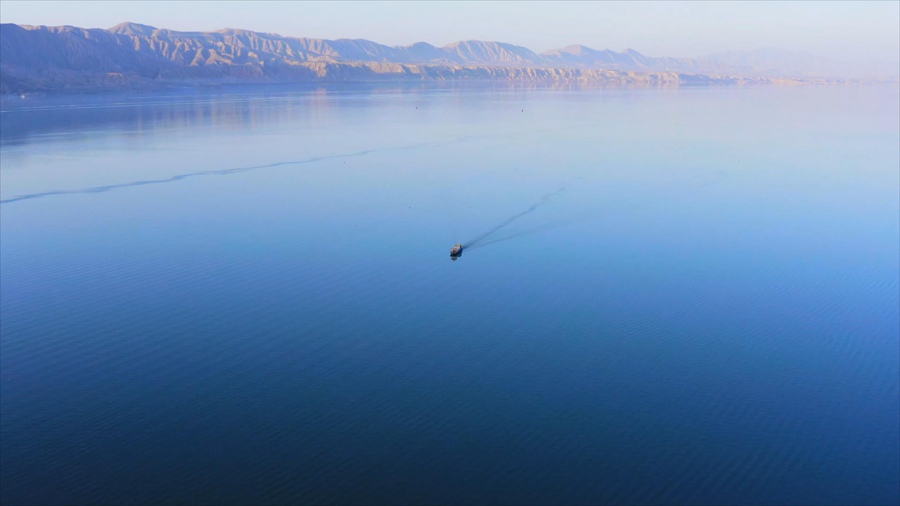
[0, 121, 608, 206]
[0, 141, 444, 205]
[1, 117, 615, 206]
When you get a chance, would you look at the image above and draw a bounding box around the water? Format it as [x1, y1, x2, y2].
[1, 83, 898, 505]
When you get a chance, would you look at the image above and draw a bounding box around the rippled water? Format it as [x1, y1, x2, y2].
[1, 83, 898, 505]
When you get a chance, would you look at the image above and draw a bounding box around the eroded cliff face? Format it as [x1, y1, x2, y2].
[0, 22, 824, 94]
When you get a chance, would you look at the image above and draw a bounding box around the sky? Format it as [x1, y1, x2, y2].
[1, 1, 898, 62]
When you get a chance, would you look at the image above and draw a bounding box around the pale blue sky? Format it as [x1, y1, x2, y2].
[1, 1, 897, 62]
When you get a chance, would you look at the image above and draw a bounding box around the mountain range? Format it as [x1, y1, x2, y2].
[1, 22, 896, 93]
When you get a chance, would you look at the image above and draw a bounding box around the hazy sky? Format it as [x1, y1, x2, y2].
[2, 1, 898, 62]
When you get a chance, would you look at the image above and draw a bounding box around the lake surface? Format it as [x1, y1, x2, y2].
[1, 83, 898, 505]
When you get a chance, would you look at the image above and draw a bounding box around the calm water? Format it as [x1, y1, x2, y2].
[1, 83, 898, 505]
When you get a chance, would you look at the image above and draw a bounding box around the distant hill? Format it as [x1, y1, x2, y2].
[1, 22, 892, 93]
[541, 45, 724, 74]
[703, 48, 900, 80]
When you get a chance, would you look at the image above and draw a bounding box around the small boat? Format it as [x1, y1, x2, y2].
[450, 243, 463, 260]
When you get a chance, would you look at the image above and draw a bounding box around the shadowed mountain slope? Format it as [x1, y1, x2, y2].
[0, 21, 728, 72]
[2, 22, 890, 93]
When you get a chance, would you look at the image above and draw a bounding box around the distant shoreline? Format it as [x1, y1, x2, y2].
[2, 73, 891, 99]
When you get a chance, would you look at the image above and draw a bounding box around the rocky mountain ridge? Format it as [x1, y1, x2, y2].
[1, 22, 890, 93]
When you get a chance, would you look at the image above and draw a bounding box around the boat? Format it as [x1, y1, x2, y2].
[450, 244, 463, 260]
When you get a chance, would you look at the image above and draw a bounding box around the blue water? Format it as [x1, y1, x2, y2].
[1, 83, 898, 505]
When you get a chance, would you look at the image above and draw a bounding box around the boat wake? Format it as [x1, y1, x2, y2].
[463, 187, 567, 251]
[456, 167, 729, 255]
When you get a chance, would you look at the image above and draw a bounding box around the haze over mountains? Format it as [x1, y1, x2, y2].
[1, 22, 896, 93]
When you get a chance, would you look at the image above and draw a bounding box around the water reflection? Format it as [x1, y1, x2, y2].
[1, 86, 345, 146]
[0, 81, 678, 148]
